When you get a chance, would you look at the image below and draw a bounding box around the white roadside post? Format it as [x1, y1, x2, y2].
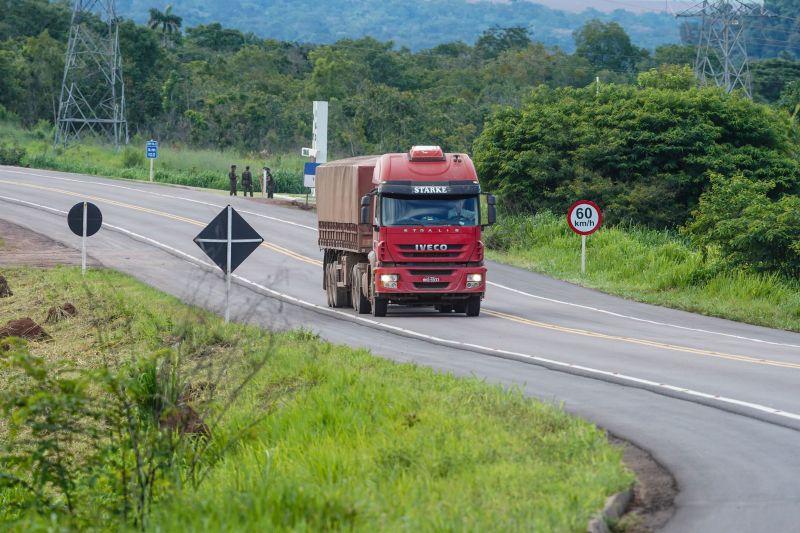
[302, 100, 328, 200]
[81, 201, 87, 275]
[226, 205, 232, 323]
[567, 200, 603, 274]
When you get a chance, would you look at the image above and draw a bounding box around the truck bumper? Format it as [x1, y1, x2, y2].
[373, 266, 486, 302]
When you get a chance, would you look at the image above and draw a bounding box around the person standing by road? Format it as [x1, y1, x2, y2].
[263, 166, 275, 199]
[228, 164, 238, 196]
[242, 166, 254, 197]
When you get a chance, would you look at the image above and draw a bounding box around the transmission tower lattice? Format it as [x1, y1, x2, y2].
[677, 0, 769, 98]
[55, 0, 128, 149]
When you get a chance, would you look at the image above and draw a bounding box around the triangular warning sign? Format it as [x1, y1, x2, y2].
[194, 206, 264, 273]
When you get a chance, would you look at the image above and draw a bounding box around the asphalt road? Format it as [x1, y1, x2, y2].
[2, 166, 800, 531]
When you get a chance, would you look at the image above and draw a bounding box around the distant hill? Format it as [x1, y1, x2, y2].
[116, 0, 682, 51]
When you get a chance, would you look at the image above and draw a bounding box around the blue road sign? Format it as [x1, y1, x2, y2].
[303, 162, 320, 188]
[146, 140, 158, 159]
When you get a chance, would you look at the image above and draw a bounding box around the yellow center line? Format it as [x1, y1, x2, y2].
[4, 178, 795, 370]
[0, 180, 321, 267]
[483, 308, 800, 369]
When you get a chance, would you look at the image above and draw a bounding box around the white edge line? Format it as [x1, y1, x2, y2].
[487, 283, 800, 349]
[3, 192, 798, 424]
[6, 167, 799, 349]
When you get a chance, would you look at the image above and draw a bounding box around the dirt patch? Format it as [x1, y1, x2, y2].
[159, 404, 210, 438]
[0, 219, 99, 267]
[46, 302, 78, 324]
[609, 435, 677, 532]
[0, 317, 51, 341]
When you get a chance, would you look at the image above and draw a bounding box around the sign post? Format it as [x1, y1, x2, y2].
[194, 206, 264, 323]
[146, 140, 158, 182]
[67, 202, 103, 275]
[567, 200, 602, 274]
[301, 100, 328, 198]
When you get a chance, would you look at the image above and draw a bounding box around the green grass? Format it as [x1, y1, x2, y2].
[0, 120, 308, 194]
[0, 266, 631, 531]
[486, 211, 800, 332]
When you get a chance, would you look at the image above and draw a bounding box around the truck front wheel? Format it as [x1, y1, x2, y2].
[465, 295, 481, 317]
[372, 297, 388, 317]
[352, 269, 371, 314]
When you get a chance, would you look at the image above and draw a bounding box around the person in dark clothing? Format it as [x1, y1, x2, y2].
[228, 165, 238, 196]
[264, 166, 274, 199]
[242, 166, 254, 197]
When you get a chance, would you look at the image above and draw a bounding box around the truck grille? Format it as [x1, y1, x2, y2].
[413, 282, 449, 289]
[398, 244, 464, 251]
[402, 252, 461, 258]
[409, 270, 455, 276]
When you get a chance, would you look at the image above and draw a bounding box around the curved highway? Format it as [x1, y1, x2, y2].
[2, 166, 800, 531]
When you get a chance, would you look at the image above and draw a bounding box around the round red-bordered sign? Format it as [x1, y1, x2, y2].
[567, 200, 602, 235]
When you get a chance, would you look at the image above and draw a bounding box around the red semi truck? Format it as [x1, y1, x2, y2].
[316, 145, 496, 317]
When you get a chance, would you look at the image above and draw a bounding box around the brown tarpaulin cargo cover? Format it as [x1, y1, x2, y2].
[316, 155, 378, 253]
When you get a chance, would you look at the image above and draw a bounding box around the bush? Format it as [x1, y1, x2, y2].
[686, 173, 800, 275]
[121, 147, 145, 168]
[0, 143, 25, 165]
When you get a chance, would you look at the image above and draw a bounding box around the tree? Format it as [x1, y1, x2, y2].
[147, 4, 182, 47]
[475, 26, 531, 60]
[637, 65, 695, 91]
[473, 84, 800, 228]
[573, 20, 647, 75]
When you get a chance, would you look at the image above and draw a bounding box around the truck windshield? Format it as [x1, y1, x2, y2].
[381, 195, 479, 227]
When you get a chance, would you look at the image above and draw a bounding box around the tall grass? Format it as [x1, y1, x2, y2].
[486, 211, 800, 331]
[1, 122, 308, 194]
[0, 266, 632, 531]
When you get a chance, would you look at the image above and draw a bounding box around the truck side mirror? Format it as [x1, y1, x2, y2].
[482, 194, 496, 226]
[360, 195, 370, 225]
[487, 194, 496, 225]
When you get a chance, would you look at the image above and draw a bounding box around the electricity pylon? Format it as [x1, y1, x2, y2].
[678, 0, 769, 98]
[55, 0, 128, 149]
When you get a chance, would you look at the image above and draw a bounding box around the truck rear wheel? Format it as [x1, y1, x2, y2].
[372, 297, 388, 317]
[352, 269, 371, 314]
[465, 295, 481, 317]
[325, 263, 335, 307]
[326, 263, 349, 308]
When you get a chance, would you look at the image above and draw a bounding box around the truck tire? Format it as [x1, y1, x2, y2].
[325, 263, 335, 307]
[372, 297, 388, 317]
[352, 269, 371, 314]
[465, 295, 481, 317]
[437, 305, 453, 313]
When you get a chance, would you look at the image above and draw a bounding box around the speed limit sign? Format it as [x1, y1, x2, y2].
[567, 200, 602, 235]
[567, 200, 602, 273]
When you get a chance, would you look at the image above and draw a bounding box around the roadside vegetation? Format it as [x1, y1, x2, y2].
[485, 211, 800, 332]
[0, 267, 631, 531]
[0, 119, 307, 194]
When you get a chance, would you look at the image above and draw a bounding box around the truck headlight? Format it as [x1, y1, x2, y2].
[466, 273, 482, 288]
[380, 273, 398, 288]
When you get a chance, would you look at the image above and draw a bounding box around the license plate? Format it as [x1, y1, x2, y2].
[423, 277, 440, 282]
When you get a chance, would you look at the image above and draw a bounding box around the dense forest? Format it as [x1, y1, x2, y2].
[115, 0, 681, 52]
